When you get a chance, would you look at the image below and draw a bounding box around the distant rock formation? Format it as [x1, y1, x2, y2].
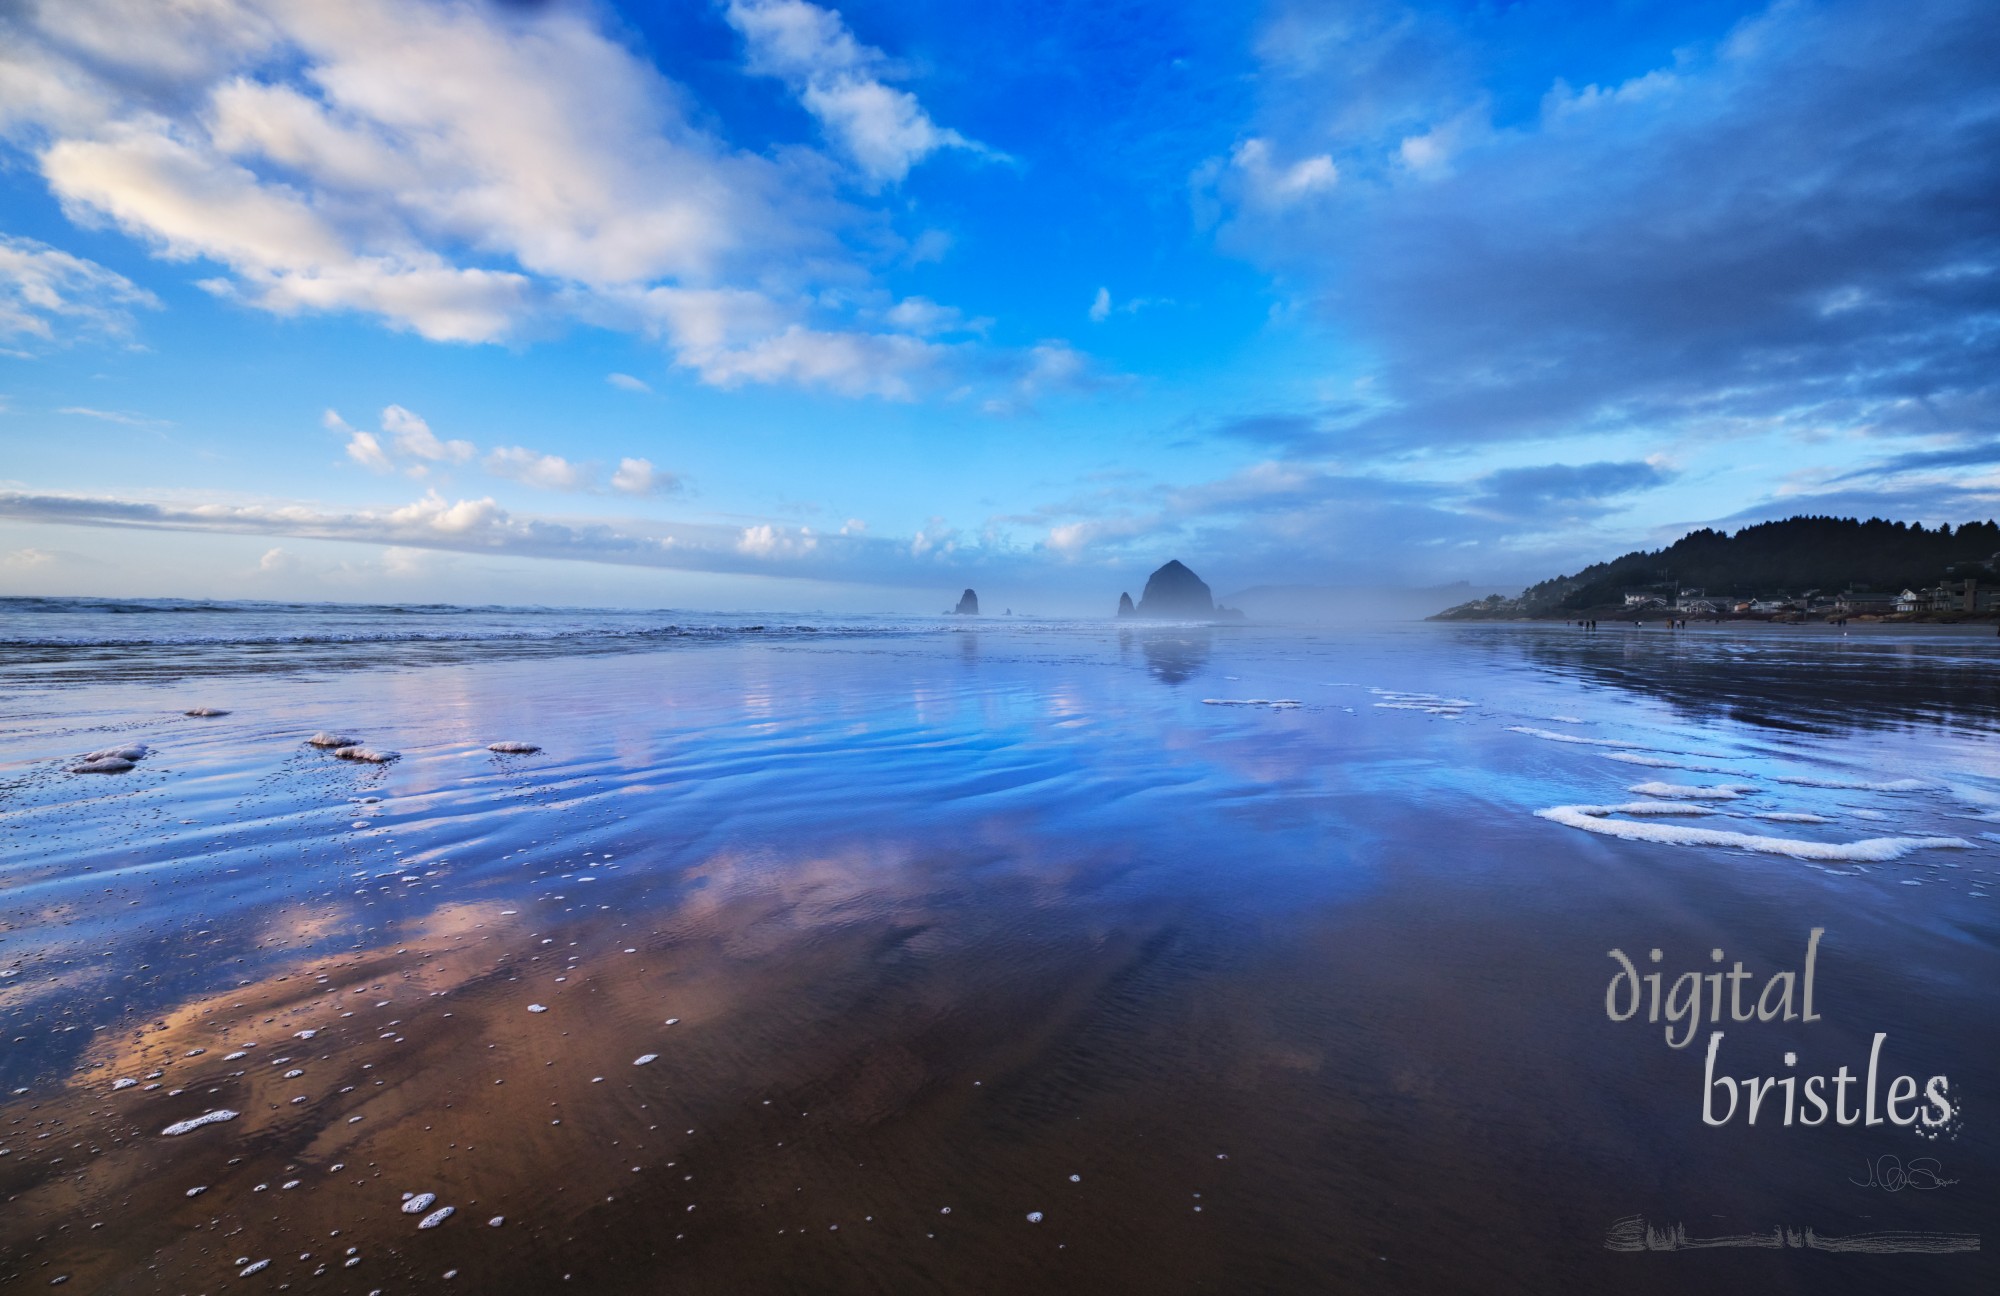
[1135, 560, 1215, 619]
[953, 588, 980, 615]
[1116, 592, 1136, 618]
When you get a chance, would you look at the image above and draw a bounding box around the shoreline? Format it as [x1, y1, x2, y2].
[1428, 612, 2000, 628]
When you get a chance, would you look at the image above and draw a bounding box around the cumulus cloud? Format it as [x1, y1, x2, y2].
[0, 233, 158, 341]
[610, 457, 677, 496]
[323, 402, 680, 496]
[341, 428, 392, 473]
[736, 522, 818, 558]
[382, 404, 473, 463]
[0, 0, 982, 395]
[257, 545, 298, 573]
[485, 446, 593, 492]
[723, 0, 992, 185]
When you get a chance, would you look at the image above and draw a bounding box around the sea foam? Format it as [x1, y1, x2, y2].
[1602, 752, 1748, 775]
[1507, 726, 1640, 748]
[73, 742, 148, 773]
[1625, 782, 1757, 800]
[161, 1109, 238, 1136]
[1536, 804, 1970, 862]
[1772, 775, 1937, 792]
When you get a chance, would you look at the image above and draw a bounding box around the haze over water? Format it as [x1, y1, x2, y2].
[1, 601, 1994, 1293]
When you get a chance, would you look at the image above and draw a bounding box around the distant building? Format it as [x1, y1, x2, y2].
[1835, 590, 1899, 614]
[1623, 592, 1667, 608]
[1895, 588, 1928, 613]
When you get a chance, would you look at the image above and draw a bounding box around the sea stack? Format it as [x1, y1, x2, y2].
[954, 588, 980, 615]
[1135, 560, 1214, 618]
[1116, 592, 1136, 618]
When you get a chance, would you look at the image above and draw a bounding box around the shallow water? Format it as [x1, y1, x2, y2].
[0, 608, 1994, 1293]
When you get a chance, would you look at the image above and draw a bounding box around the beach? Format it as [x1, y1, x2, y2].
[1, 603, 1995, 1293]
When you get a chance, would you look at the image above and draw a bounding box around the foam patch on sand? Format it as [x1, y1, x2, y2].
[1202, 699, 1301, 708]
[1602, 752, 1749, 775]
[161, 1109, 238, 1136]
[1536, 804, 1970, 861]
[488, 741, 542, 753]
[184, 708, 229, 717]
[1592, 800, 1726, 818]
[1755, 812, 1833, 824]
[73, 742, 148, 773]
[1772, 775, 1937, 792]
[1370, 690, 1473, 715]
[1626, 782, 1758, 800]
[333, 746, 398, 763]
[307, 732, 357, 747]
[1507, 726, 1641, 748]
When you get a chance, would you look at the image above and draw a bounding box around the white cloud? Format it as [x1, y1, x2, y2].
[1, 0, 975, 392]
[1228, 138, 1339, 206]
[883, 296, 986, 337]
[485, 446, 593, 492]
[342, 428, 392, 473]
[606, 372, 652, 393]
[736, 522, 818, 558]
[1088, 286, 1111, 323]
[257, 545, 298, 572]
[611, 457, 676, 496]
[0, 233, 158, 341]
[381, 404, 472, 463]
[384, 489, 504, 535]
[723, 0, 991, 185]
[1396, 108, 1488, 177]
[1, 544, 111, 571]
[56, 406, 164, 425]
[910, 516, 958, 557]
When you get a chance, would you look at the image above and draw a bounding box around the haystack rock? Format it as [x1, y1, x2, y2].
[954, 589, 980, 615]
[1116, 592, 1136, 618]
[1135, 560, 1215, 619]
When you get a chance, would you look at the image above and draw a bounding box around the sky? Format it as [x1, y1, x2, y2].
[0, 0, 1995, 614]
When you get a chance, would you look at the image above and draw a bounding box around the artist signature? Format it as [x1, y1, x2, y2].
[1850, 1155, 1957, 1192]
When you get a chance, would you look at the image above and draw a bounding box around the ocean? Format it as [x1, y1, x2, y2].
[0, 598, 1994, 1293]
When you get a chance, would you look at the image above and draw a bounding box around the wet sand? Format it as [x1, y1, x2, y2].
[2, 619, 1995, 1292]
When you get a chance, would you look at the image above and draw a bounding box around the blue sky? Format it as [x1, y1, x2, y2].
[1, 0, 1994, 612]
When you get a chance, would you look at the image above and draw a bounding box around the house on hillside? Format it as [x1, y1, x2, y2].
[1895, 588, 1931, 613]
[1835, 590, 1899, 614]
